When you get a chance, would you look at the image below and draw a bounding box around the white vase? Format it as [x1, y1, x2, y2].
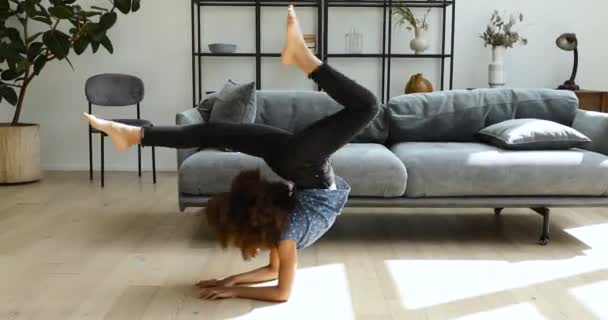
[410, 27, 429, 54]
[488, 46, 506, 88]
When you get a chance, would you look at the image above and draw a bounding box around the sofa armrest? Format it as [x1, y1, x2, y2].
[175, 108, 205, 167]
[572, 109, 608, 156]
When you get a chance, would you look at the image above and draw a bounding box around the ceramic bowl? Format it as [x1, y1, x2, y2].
[208, 43, 237, 54]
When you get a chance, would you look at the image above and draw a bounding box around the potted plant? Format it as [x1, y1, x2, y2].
[392, 6, 431, 54]
[480, 10, 528, 88]
[0, 0, 140, 183]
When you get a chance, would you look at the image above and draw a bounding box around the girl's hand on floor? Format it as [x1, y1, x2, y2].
[198, 287, 236, 300]
[195, 277, 236, 289]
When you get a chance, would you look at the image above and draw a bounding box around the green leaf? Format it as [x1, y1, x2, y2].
[27, 42, 43, 60]
[24, 1, 37, 16]
[115, 0, 131, 14]
[100, 35, 113, 54]
[33, 55, 46, 75]
[0, 0, 9, 12]
[64, 55, 74, 70]
[73, 36, 89, 55]
[27, 32, 44, 43]
[99, 12, 117, 30]
[91, 40, 100, 53]
[0, 86, 17, 105]
[0, 44, 21, 60]
[42, 30, 71, 59]
[85, 23, 106, 42]
[27, 42, 44, 60]
[90, 5, 109, 12]
[31, 16, 53, 25]
[49, 5, 73, 19]
[1, 69, 20, 81]
[132, 0, 141, 12]
[84, 11, 102, 17]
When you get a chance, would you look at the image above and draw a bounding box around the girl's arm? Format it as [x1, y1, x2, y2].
[226, 247, 282, 285]
[200, 239, 298, 302]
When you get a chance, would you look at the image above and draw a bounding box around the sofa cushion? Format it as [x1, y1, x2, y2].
[255, 91, 388, 144]
[476, 119, 591, 150]
[331, 144, 407, 197]
[179, 144, 407, 197]
[391, 142, 608, 197]
[388, 88, 579, 143]
[179, 150, 284, 195]
[196, 80, 237, 121]
[210, 81, 257, 124]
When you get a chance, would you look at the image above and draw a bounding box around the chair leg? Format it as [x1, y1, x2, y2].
[89, 130, 93, 180]
[101, 134, 105, 188]
[138, 144, 142, 177]
[152, 146, 157, 184]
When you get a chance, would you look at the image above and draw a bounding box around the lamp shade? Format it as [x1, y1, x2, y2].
[556, 33, 578, 51]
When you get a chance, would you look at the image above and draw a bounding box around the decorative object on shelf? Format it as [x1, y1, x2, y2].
[345, 27, 363, 54]
[488, 46, 506, 88]
[304, 34, 317, 54]
[405, 74, 434, 94]
[392, 5, 431, 54]
[481, 10, 528, 88]
[556, 33, 580, 91]
[0, 0, 140, 184]
[208, 43, 237, 54]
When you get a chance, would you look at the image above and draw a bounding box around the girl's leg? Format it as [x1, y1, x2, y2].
[280, 6, 379, 163]
[141, 122, 291, 160]
[83, 113, 291, 160]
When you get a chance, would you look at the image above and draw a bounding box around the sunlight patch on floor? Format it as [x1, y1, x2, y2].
[387, 223, 608, 309]
[569, 280, 608, 319]
[453, 303, 546, 320]
[565, 223, 608, 253]
[230, 264, 354, 320]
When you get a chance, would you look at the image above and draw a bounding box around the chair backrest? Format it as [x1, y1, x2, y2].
[85, 74, 144, 106]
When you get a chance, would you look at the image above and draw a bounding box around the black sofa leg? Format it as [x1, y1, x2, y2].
[531, 207, 550, 245]
[494, 208, 504, 215]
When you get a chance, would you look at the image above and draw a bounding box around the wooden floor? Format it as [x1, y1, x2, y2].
[1, 172, 608, 320]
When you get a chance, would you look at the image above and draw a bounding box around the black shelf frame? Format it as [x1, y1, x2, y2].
[192, 0, 455, 105]
[324, 0, 455, 102]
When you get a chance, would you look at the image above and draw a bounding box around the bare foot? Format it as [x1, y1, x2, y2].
[83, 113, 141, 151]
[281, 5, 307, 66]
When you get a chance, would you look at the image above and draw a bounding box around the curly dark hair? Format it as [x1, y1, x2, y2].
[205, 170, 294, 260]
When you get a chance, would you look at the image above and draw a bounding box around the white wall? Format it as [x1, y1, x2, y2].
[1, 0, 607, 171]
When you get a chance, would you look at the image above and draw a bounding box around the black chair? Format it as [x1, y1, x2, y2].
[85, 74, 156, 187]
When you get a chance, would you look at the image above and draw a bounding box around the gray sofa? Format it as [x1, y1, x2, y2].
[176, 88, 608, 245]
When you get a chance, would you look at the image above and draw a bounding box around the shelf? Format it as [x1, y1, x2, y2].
[326, 53, 452, 58]
[196, 0, 451, 7]
[391, 53, 452, 58]
[197, 52, 257, 57]
[197, 53, 322, 58]
[196, 0, 320, 7]
[327, 53, 383, 58]
[327, 0, 453, 8]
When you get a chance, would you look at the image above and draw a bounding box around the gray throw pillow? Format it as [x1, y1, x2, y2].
[476, 118, 591, 150]
[196, 80, 236, 121]
[209, 81, 256, 124]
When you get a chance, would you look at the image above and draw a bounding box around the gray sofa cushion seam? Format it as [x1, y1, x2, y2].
[391, 97, 575, 120]
[477, 131, 590, 145]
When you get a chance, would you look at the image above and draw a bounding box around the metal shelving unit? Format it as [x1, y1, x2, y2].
[191, 0, 455, 105]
